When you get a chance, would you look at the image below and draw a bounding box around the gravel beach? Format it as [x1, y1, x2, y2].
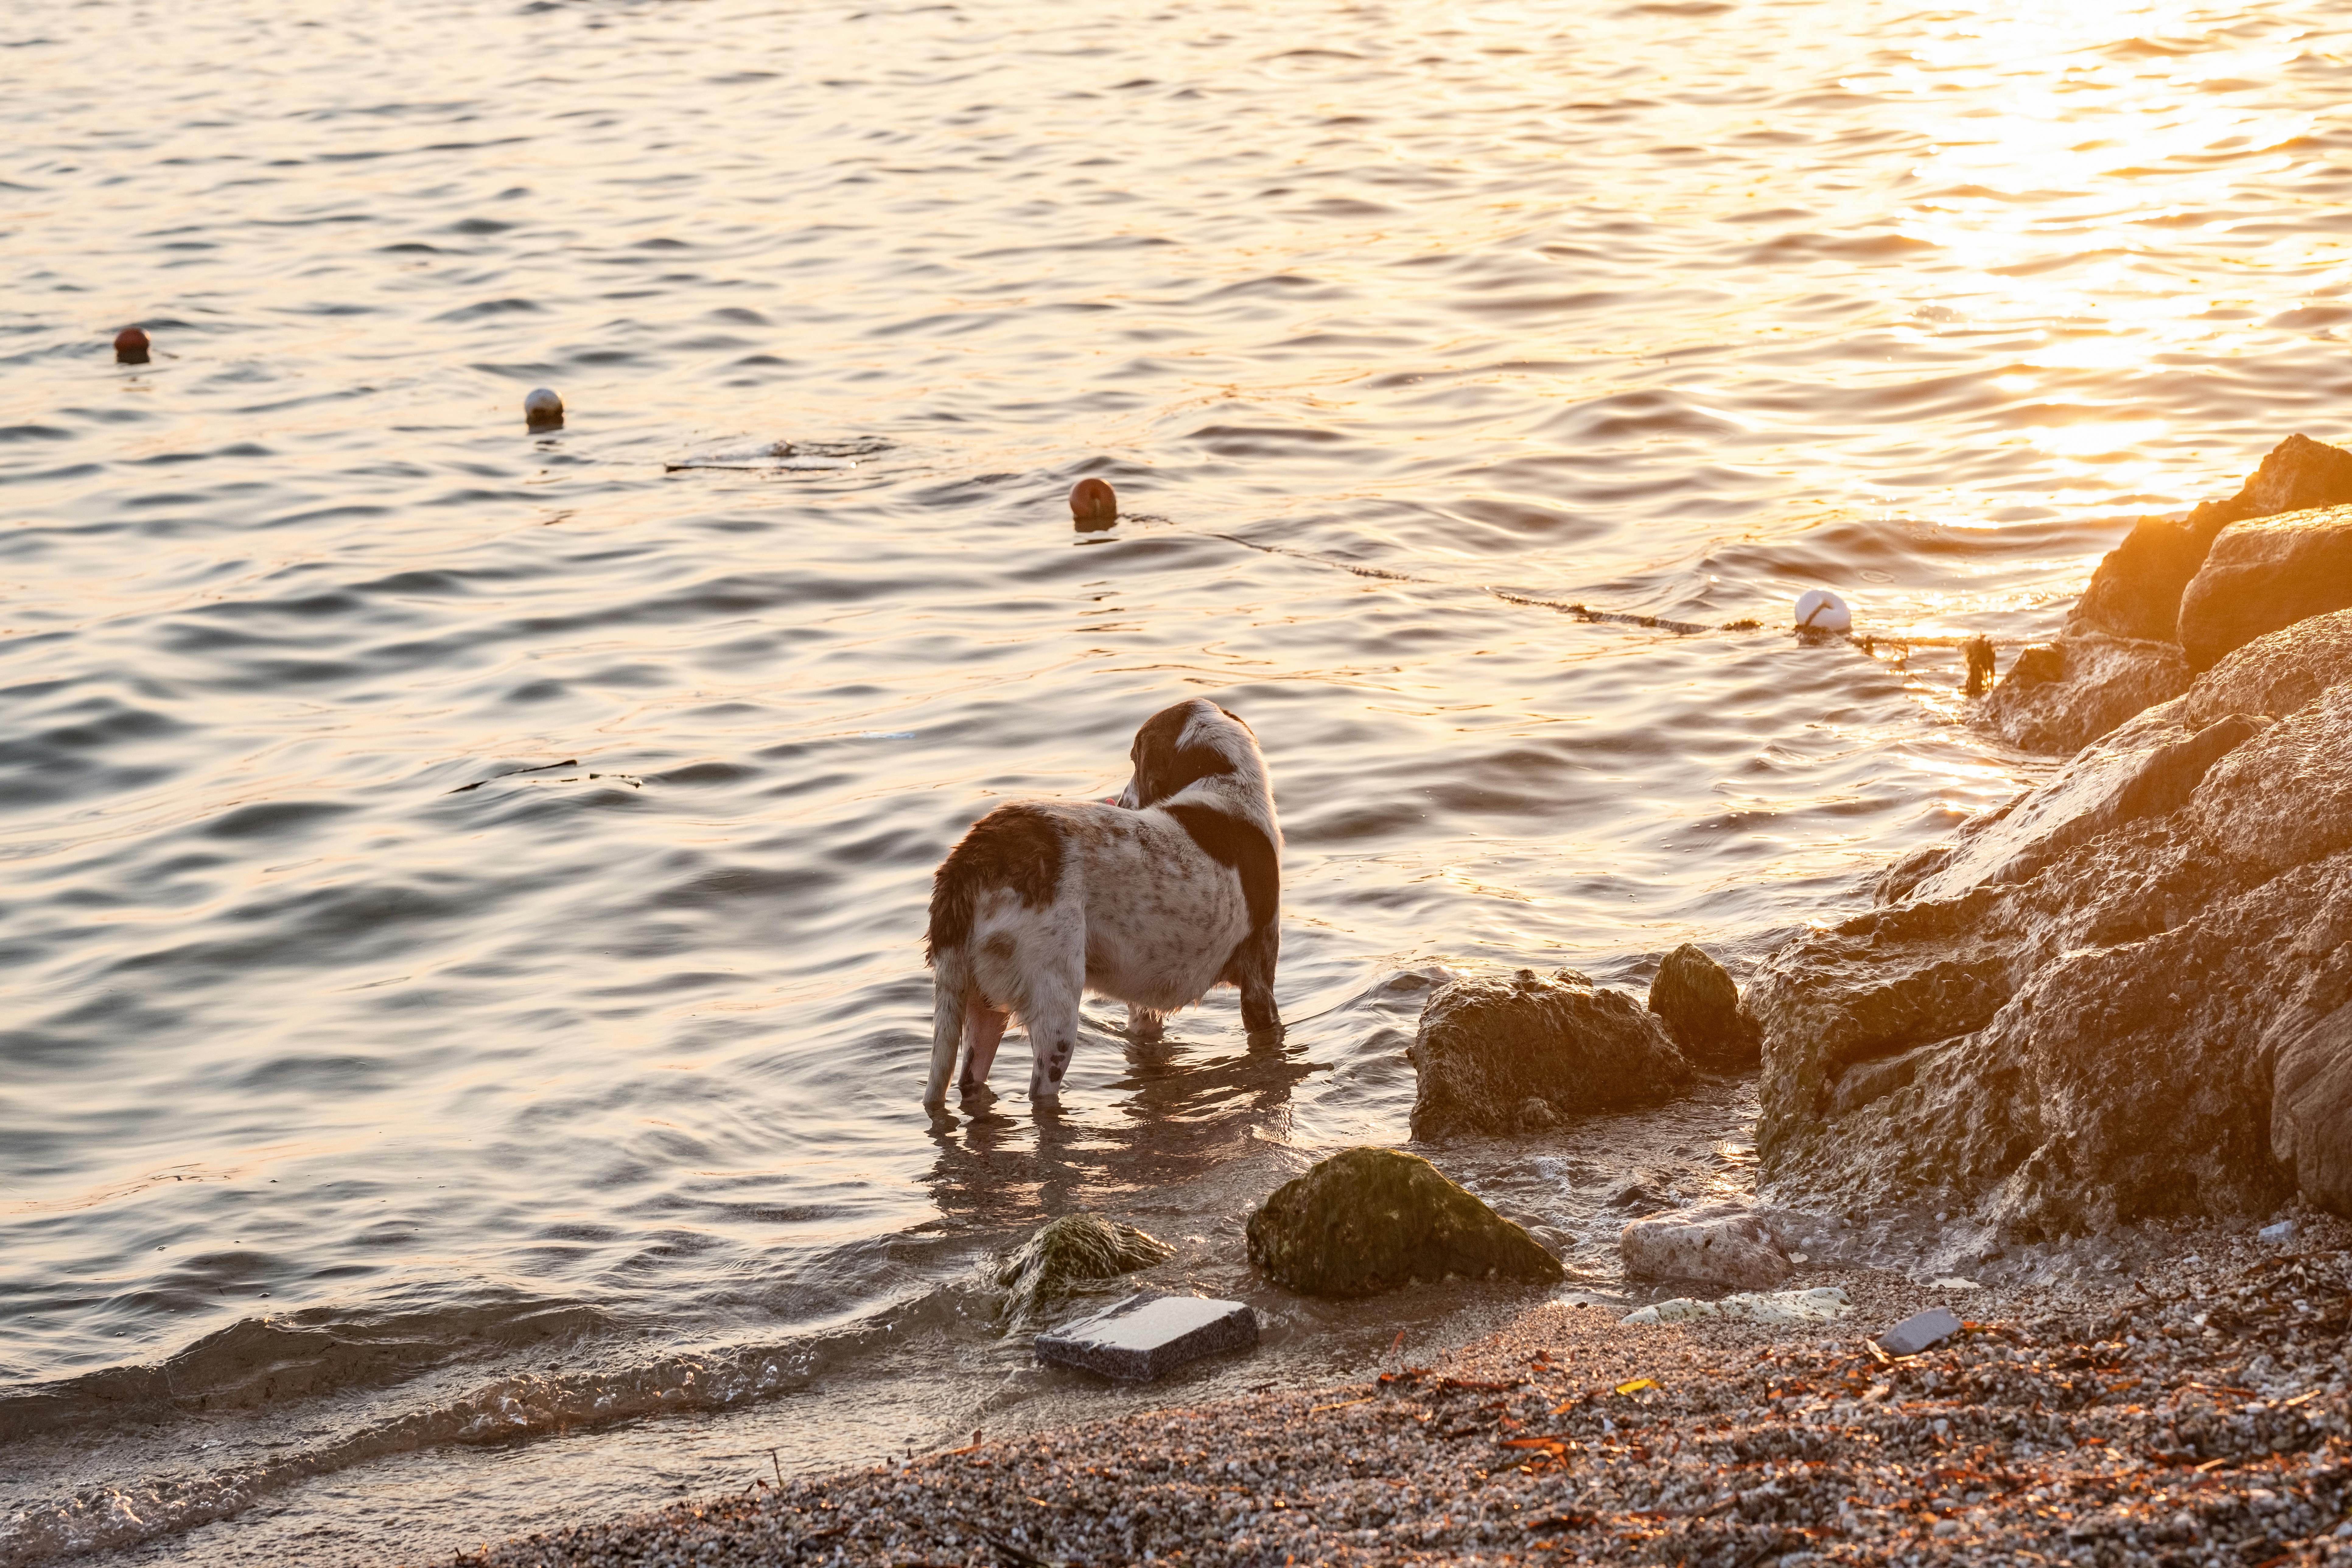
[455, 1213, 2351, 1568]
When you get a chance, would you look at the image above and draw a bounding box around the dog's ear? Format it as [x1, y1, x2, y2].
[1216, 704, 1254, 735]
[1127, 701, 1236, 808]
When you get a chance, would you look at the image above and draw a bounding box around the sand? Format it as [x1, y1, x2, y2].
[455, 1214, 2350, 1567]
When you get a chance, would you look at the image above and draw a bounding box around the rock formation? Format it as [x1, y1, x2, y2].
[1646, 943, 1762, 1069]
[1619, 1201, 1793, 1290]
[1409, 968, 1694, 1138]
[1244, 1147, 1563, 1297]
[1977, 433, 2352, 754]
[1752, 607, 2352, 1233]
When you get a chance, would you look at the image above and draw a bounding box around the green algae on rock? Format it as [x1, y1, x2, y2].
[1244, 1146, 1563, 1298]
[997, 1214, 1176, 1327]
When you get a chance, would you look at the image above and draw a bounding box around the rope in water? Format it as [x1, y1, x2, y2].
[1202, 530, 2015, 685]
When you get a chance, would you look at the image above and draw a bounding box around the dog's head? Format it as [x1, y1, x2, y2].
[1115, 698, 1266, 813]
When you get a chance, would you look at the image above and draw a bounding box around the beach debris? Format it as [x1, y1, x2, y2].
[1963, 634, 1997, 695]
[1409, 968, 1692, 1139]
[2259, 1217, 2299, 1245]
[1620, 1200, 1793, 1291]
[1069, 477, 1117, 530]
[1621, 1285, 1850, 1326]
[1245, 1146, 1563, 1298]
[1032, 1290, 1256, 1381]
[113, 326, 150, 364]
[1645, 942, 1761, 1069]
[996, 1213, 1174, 1328]
[1875, 1304, 1963, 1356]
[524, 387, 564, 430]
[1795, 587, 1852, 634]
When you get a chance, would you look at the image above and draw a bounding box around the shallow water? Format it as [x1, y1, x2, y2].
[6, 0, 2352, 1557]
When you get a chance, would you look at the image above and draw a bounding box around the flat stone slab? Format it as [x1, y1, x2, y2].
[1877, 1305, 1963, 1357]
[1034, 1291, 1258, 1381]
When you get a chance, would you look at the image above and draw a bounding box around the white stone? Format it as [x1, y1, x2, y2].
[1622, 1286, 1850, 1326]
[2259, 1218, 2298, 1244]
[1795, 588, 1852, 634]
[1034, 1291, 1257, 1381]
[1620, 1200, 1792, 1290]
[1931, 1276, 1982, 1290]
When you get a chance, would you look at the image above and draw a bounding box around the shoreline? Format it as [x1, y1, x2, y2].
[453, 1212, 2351, 1567]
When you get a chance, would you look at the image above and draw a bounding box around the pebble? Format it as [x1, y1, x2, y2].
[1876, 1304, 1962, 1356]
[1794, 587, 1852, 634]
[525, 387, 565, 429]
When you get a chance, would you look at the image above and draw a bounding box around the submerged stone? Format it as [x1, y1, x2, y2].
[996, 1213, 1175, 1327]
[1245, 1146, 1563, 1298]
[1033, 1291, 1256, 1381]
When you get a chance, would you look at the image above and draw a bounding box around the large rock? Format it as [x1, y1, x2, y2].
[2070, 435, 2352, 642]
[1619, 1201, 1792, 1290]
[1410, 969, 1695, 1138]
[2179, 504, 2352, 670]
[1976, 633, 2190, 756]
[1244, 1147, 1563, 1297]
[1976, 435, 2352, 755]
[1647, 943, 1761, 1069]
[1752, 607, 2352, 1235]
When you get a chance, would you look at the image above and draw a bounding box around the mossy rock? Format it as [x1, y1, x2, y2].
[996, 1213, 1175, 1327]
[1244, 1147, 1563, 1298]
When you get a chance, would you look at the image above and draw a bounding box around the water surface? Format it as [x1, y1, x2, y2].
[6, 0, 2352, 1557]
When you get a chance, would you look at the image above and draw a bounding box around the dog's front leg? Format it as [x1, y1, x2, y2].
[958, 1002, 1010, 1095]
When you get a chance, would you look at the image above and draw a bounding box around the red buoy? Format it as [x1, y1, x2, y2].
[1069, 477, 1117, 529]
[114, 327, 150, 364]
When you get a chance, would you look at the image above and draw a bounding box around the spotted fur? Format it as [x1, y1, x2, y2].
[923, 698, 1282, 1107]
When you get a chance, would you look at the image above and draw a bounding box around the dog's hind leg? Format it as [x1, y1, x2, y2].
[1126, 1005, 1165, 1043]
[1221, 921, 1283, 1044]
[926, 948, 973, 1108]
[958, 1002, 1010, 1095]
[1022, 962, 1084, 1105]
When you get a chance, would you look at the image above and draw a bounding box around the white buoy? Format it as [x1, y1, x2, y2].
[1794, 588, 1852, 634]
[524, 387, 564, 430]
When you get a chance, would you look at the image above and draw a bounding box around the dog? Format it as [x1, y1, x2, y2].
[923, 698, 1282, 1107]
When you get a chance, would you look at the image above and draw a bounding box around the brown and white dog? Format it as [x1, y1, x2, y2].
[923, 698, 1281, 1107]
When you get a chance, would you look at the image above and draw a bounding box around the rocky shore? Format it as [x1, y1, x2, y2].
[451, 440, 2352, 1568]
[459, 1216, 2349, 1567]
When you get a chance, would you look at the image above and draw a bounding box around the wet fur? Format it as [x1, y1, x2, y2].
[924, 699, 1282, 1106]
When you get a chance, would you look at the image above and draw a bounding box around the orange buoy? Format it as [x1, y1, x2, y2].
[114, 327, 150, 365]
[1069, 477, 1117, 529]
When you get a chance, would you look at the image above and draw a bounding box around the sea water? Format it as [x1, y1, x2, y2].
[6, 0, 2351, 1557]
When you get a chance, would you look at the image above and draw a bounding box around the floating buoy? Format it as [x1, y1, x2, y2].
[1794, 588, 1852, 635]
[524, 387, 564, 431]
[114, 327, 150, 365]
[1069, 477, 1117, 530]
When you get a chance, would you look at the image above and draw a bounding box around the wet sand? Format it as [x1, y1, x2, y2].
[455, 1211, 2351, 1567]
